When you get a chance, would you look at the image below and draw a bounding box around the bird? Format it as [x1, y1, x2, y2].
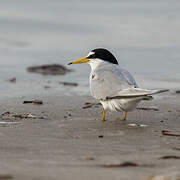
[68, 48, 168, 122]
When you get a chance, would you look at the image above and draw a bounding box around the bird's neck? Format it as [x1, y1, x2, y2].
[88, 59, 107, 72]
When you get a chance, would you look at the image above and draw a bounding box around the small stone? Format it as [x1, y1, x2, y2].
[98, 135, 104, 138]
[8, 77, 16, 83]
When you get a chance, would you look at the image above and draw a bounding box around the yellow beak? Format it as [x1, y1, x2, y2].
[68, 57, 90, 65]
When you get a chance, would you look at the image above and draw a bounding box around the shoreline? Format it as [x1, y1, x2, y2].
[0, 92, 179, 179]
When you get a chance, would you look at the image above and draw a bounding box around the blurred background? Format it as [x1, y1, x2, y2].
[0, 0, 180, 99]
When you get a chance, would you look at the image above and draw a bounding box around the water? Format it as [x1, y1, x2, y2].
[0, 0, 180, 99]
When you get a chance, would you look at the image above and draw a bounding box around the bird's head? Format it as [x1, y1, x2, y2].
[68, 48, 119, 66]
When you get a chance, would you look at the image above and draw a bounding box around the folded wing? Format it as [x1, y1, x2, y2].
[90, 63, 168, 100]
[106, 88, 169, 99]
[90, 64, 138, 100]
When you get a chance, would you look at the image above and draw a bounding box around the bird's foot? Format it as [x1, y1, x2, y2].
[97, 109, 106, 122]
[120, 112, 127, 121]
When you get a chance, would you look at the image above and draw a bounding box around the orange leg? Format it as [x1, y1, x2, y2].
[97, 109, 106, 122]
[102, 110, 106, 121]
[120, 112, 127, 121]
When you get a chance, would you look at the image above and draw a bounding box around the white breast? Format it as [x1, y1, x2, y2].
[100, 97, 143, 112]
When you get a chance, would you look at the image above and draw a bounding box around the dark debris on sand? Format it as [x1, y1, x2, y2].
[1, 112, 44, 120]
[82, 102, 101, 109]
[59, 82, 78, 86]
[8, 77, 16, 83]
[27, 64, 73, 75]
[100, 162, 138, 168]
[23, 100, 43, 105]
[162, 130, 180, 137]
[159, 155, 180, 159]
[0, 174, 13, 180]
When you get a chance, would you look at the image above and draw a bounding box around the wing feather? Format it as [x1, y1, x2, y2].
[90, 63, 138, 100]
[106, 88, 169, 99]
[90, 63, 168, 100]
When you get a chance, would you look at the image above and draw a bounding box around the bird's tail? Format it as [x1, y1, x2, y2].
[146, 89, 169, 95]
[117, 88, 169, 97]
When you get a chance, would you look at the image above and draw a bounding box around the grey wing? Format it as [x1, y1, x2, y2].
[120, 68, 138, 88]
[90, 64, 138, 100]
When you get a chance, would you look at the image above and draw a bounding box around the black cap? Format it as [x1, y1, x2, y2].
[87, 48, 118, 65]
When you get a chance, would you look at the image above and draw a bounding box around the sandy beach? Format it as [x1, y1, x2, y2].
[0, 91, 179, 180]
[0, 0, 180, 179]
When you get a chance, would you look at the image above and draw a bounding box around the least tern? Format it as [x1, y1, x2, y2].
[68, 48, 168, 121]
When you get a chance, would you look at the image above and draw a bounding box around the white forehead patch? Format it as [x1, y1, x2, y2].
[86, 51, 95, 57]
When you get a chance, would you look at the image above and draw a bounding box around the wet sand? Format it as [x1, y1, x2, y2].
[0, 92, 180, 180]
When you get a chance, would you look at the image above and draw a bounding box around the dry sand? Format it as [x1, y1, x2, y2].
[0, 92, 180, 180]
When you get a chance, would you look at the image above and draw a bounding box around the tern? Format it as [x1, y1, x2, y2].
[68, 48, 168, 121]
